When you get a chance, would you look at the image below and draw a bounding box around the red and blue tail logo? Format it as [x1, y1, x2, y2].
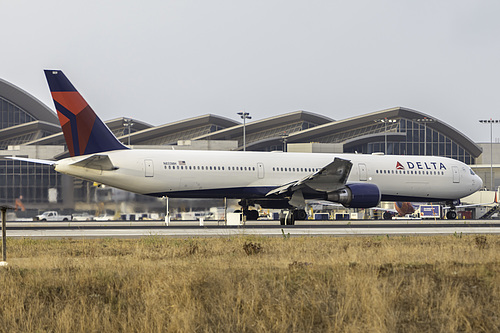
[44, 70, 128, 157]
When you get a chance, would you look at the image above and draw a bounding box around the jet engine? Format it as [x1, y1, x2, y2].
[326, 183, 381, 208]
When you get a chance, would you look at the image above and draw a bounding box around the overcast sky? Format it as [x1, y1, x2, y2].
[1, 1, 500, 143]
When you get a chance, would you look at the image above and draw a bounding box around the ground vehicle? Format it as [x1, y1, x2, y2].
[34, 211, 72, 221]
[419, 205, 442, 219]
[72, 212, 94, 221]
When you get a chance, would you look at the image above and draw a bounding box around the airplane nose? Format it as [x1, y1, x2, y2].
[475, 175, 483, 191]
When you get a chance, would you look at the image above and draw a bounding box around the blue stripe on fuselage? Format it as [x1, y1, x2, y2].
[145, 187, 451, 204]
[146, 186, 276, 199]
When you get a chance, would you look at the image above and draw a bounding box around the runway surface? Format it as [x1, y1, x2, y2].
[4, 220, 500, 238]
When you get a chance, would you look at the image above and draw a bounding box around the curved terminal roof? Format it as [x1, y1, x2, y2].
[288, 107, 482, 158]
[193, 110, 333, 148]
[0, 78, 58, 125]
[25, 117, 152, 146]
[0, 120, 61, 149]
[0, 75, 483, 161]
[125, 114, 239, 145]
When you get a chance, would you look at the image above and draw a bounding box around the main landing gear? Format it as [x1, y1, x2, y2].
[446, 210, 457, 220]
[383, 212, 393, 220]
[445, 201, 458, 220]
[279, 209, 307, 226]
[236, 199, 260, 221]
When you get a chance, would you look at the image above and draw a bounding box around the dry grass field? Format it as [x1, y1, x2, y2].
[0, 234, 499, 332]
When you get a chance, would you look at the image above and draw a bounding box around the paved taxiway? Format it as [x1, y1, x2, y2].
[4, 220, 500, 238]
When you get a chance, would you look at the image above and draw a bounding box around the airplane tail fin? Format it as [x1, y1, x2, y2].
[44, 70, 128, 157]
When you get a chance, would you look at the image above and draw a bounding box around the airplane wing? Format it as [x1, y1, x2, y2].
[266, 157, 352, 196]
[5, 156, 56, 165]
[70, 154, 117, 171]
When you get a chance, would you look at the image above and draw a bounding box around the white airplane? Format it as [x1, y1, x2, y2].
[9, 70, 483, 224]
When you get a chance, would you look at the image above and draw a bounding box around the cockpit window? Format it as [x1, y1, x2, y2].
[469, 168, 476, 176]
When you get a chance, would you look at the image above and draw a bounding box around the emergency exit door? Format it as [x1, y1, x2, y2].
[358, 163, 367, 181]
[257, 163, 265, 179]
[452, 166, 460, 183]
[144, 159, 154, 177]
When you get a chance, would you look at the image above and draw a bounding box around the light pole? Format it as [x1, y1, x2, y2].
[479, 119, 500, 190]
[237, 111, 251, 151]
[413, 117, 435, 155]
[123, 118, 134, 146]
[374, 118, 397, 154]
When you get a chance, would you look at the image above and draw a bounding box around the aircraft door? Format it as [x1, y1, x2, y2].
[358, 163, 367, 181]
[452, 166, 460, 183]
[257, 162, 265, 179]
[144, 159, 154, 177]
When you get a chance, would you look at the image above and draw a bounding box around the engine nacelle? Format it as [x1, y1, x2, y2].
[326, 183, 381, 208]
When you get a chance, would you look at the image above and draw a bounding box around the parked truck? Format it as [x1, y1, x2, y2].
[33, 211, 72, 222]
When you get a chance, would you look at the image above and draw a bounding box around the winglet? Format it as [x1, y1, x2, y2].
[44, 70, 128, 157]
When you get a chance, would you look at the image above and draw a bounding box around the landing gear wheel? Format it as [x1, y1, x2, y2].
[293, 209, 307, 221]
[446, 211, 457, 220]
[244, 210, 259, 221]
[383, 212, 393, 220]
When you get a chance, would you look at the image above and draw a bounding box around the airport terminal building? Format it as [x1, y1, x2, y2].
[0, 77, 488, 212]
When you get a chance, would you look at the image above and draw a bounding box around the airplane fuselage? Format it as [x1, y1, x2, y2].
[54, 150, 482, 203]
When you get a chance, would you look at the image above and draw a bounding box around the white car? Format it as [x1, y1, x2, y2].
[72, 213, 94, 221]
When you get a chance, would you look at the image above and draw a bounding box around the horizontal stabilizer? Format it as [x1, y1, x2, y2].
[71, 154, 117, 171]
[5, 156, 56, 165]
